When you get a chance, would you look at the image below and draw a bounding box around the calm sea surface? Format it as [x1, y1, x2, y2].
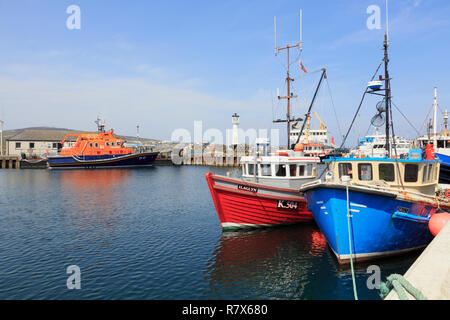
[0, 166, 420, 300]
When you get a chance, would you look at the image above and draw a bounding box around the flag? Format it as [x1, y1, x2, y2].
[300, 61, 307, 73]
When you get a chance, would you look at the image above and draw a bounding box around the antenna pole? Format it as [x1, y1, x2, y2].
[273, 14, 301, 149]
[300, 10, 303, 51]
[386, 0, 389, 43]
[274, 16, 277, 56]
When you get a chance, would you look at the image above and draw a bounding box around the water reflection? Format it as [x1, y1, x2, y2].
[57, 169, 132, 251]
[204, 223, 329, 299]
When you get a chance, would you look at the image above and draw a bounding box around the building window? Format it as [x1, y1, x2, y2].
[52, 143, 57, 149]
[29, 142, 35, 148]
[15, 142, 21, 149]
[379, 164, 395, 182]
[404, 164, 418, 182]
[358, 163, 373, 181]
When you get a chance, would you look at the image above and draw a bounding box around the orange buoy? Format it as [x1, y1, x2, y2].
[429, 212, 450, 236]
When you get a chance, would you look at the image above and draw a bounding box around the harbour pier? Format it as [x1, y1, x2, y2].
[0, 156, 20, 169]
[385, 222, 450, 300]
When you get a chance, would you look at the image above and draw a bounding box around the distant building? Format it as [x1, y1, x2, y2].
[6, 129, 83, 158]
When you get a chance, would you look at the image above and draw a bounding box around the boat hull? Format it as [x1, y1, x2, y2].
[302, 184, 438, 264]
[435, 153, 450, 184]
[47, 152, 159, 169]
[205, 173, 313, 230]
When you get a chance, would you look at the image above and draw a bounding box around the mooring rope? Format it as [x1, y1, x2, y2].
[379, 274, 427, 300]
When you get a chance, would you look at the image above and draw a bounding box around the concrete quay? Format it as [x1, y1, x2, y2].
[385, 222, 450, 300]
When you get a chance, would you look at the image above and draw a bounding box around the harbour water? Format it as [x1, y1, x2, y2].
[0, 166, 420, 299]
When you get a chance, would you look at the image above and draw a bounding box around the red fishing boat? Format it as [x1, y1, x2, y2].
[206, 141, 322, 230]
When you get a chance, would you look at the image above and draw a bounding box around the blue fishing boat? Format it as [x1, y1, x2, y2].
[300, 24, 450, 264]
[300, 154, 449, 264]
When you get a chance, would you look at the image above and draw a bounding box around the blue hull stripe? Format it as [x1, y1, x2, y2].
[48, 152, 158, 168]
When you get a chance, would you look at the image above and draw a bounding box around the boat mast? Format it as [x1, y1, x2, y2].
[273, 13, 302, 149]
[383, 1, 391, 158]
[433, 87, 438, 148]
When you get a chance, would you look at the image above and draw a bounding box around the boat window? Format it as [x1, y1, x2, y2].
[379, 164, 395, 182]
[289, 165, 297, 177]
[422, 165, 428, 182]
[275, 164, 287, 177]
[427, 164, 432, 181]
[404, 164, 418, 182]
[89, 143, 93, 147]
[248, 164, 257, 176]
[298, 165, 305, 177]
[106, 142, 110, 146]
[117, 141, 121, 146]
[111, 142, 115, 146]
[306, 164, 313, 176]
[358, 164, 373, 181]
[260, 164, 272, 176]
[95, 143, 98, 148]
[338, 163, 353, 179]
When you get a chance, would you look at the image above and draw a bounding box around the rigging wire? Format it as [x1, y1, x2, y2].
[391, 101, 421, 137]
[325, 77, 343, 142]
[318, 59, 384, 179]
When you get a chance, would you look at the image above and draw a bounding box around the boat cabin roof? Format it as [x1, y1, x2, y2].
[325, 157, 439, 196]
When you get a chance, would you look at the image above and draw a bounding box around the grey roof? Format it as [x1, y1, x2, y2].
[6, 129, 95, 142]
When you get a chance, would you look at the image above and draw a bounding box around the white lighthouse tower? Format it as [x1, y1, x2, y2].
[232, 113, 240, 146]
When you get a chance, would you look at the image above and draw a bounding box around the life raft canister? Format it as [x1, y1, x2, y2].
[294, 143, 304, 152]
[425, 144, 435, 160]
[445, 189, 450, 199]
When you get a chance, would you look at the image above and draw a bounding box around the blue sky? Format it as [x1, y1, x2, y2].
[0, 0, 449, 146]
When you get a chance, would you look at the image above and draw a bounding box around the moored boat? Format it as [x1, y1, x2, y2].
[206, 145, 321, 230]
[300, 153, 450, 264]
[206, 15, 331, 230]
[47, 119, 158, 169]
[300, 19, 450, 264]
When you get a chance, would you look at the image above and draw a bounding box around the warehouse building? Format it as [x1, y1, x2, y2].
[6, 129, 85, 158]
